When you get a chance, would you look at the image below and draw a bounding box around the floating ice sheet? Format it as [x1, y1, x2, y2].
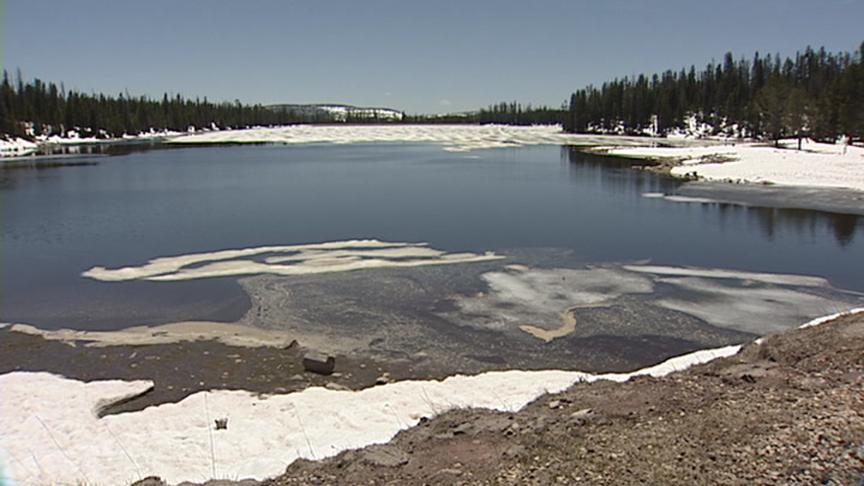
[168, 124, 687, 153]
[82, 239, 503, 282]
[452, 263, 858, 339]
[451, 265, 653, 339]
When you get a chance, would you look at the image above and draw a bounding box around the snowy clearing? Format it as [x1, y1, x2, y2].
[604, 139, 864, 191]
[2, 308, 862, 485]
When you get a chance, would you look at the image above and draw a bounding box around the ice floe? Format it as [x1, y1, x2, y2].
[451, 264, 858, 339]
[452, 265, 653, 339]
[8, 321, 300, 349]
[82, 240, 503, 282]
[641, 192, 744, 206]
[167, 124, 683, 152]
[621, 265, 829, 287]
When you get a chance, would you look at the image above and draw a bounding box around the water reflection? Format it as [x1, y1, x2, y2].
[564, 146, 862, 247]
[561, 146, 676, 197]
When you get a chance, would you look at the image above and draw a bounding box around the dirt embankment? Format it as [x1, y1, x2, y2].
[255, 313, 864, 485]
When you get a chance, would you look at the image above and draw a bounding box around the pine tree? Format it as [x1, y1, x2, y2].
[784, 87, 809, 149]
[756, 76, 790, 146]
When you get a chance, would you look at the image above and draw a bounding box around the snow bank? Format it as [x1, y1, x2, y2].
[604, 139, 864, 191]
[2, 309, 862, 485]
[0, 137, 37, 156]
[36, 129, 183, 146]
[167, 124, 677, 152]
[82, 239, 503, 282]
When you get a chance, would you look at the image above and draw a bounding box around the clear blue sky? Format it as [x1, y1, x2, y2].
[3, 0, 863, 114]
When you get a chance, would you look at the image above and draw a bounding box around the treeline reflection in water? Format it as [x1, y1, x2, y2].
[563, 146, 862, 247]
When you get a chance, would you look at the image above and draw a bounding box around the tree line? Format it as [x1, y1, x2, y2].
[0, 72, 400, 139]
[565, 43, 864, 144]
[405, 101, 566, 125]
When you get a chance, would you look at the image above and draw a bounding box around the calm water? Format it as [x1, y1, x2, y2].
[1, 143, 862, 329]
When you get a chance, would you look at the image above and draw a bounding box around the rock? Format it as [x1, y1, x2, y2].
[570, 408, 593, 419]
[302, 351, 336, 375]
[375, 372, 391, 385]
[360, 444, 409, 467]
[548, 400, 561, 409]
[214, 418, 228, 430]
[325, 382, 350, 391]
[177, 480, 259, 486]
[504, 444, 526, 457]
[721, 362, 779, 383]
[131, 477, 167, 486]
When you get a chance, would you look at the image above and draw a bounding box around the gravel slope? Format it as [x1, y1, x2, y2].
[261, 312, 864, 485]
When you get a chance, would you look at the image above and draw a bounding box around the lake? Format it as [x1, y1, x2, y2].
[1, 142, 862, 353]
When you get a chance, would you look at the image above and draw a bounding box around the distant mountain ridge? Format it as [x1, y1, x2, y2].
[266, 103, 404, 122]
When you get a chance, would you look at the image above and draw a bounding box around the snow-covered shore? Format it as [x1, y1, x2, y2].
[0, 130, 183, 159]
[37, 128, 182, 146]
[602, 139, 864, 192]
[0, 136, 38, 156]
[2, 309, 862, 486]
[8, 123, 863, 199]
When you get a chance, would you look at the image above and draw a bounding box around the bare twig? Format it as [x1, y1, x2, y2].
[291, 405, 316, 460]
[34, 414, 91, 485]
[203, 393, 217, 478]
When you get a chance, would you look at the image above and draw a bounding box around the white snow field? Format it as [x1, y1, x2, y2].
[167, 124, 667, 152]
[2, 309, 862, 486]
[604, 138, 864, 191]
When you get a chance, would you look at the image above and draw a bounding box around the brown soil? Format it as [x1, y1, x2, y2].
[257, 313, 864, 485]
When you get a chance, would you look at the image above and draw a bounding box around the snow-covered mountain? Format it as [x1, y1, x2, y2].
[267, 104, 403, 122]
